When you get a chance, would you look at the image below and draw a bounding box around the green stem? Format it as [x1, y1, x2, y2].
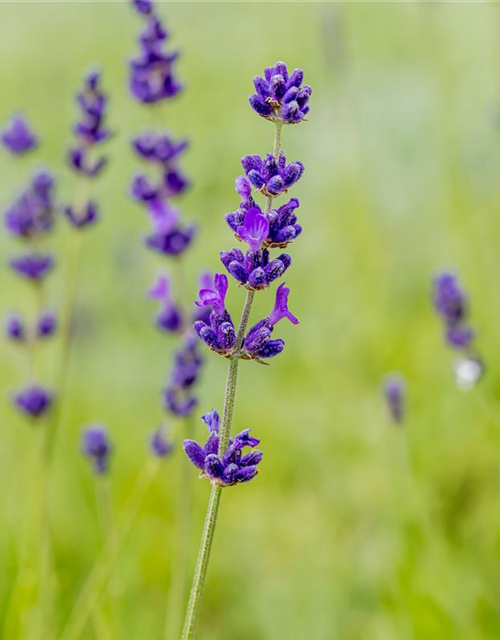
[164, 415, 194, 640]
[180, 289, 255, 640]
[60, 459, 160, 640]
[95, 477, 117, 640]
[45, 230, 86, 461]
[180, 120, 283, 640]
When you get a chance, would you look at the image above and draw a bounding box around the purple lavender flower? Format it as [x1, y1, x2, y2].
[150, 426, 174, 457]
[10, 254, 54, 281]
[194, 310, 237, 357]
[4, 169, 57, 238]
[249, 62, 311, 125]
[133, 132, 188, 165]
[236, 207, 269, 252]
[37, 312, 57, 339]
[433, 272, 475, 352]
[242, 283, 299, 360]
[64, 201, 98, 229]
[220, 247, 291, 290]
[5, 314, 25, 342]
[68, 68, 110, 181]
[193, 272, 215, 324]
[383, 375, 405, 425]
[195, 273, 228, 316]
[14, 385, 53, 419]
[241, 152, 304, 197]
[149, 274, 183, 333]
[184, 410, 262, 487]
[145, 225, 196, 257]
[226, 195, 302, 250]
[82, 425, 112, 474]
[132, 0, 153, 15]
[129, 3, 182, 104]
[163, 334, 203, 416]
[1, 114, 38, 154]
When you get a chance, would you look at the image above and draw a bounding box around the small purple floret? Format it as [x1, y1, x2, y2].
[14, 385, 53, 419]
[163, 334, 203, 417]
[37, 312, 57, 339]
[1, 114, 38, 154]
[383, 375, 405, 425]
[195, 273, 228, 316]
[5, 314, 25, 342]
[82, 425, 112, 474]
[64, 201, 98, 229]
[149, 274, 183, 333]
[10, 254, 54, 281]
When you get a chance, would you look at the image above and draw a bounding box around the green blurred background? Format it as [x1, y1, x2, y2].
[1, 1, 500, 638]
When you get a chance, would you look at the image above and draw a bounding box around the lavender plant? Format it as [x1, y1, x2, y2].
[128, 1, 204, 636]
[181, 61, 311, 639]
[1, 116, 58, 639]
[433, 271, 483, 390]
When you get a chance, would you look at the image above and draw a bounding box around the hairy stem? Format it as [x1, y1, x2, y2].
[180, 120, 283, 640]
[180, 290, 255, 640]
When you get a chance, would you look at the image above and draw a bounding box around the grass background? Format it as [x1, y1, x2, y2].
[1, 1, 500, 639]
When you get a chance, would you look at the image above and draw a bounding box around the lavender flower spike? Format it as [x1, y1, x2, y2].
[383, 375, 405, 425]
[82, 425, 112, 474]
[1, 114, 38, 154]
[10, 254, 54, 282]
[183, 410, 262, 487]
[163, 334, 203, 416]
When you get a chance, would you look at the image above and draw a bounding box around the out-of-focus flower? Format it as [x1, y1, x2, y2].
[14, 385, 53, 419]
[164, 334, 203, 416]
[383, 374, 405, 425]
[1, 114, 38, 155]
[9, 254, 54, 281]
[149, 274, 183, 333]
[4, 169, 57, 238]
[37, 312, 57, 339]
[82, 425, 112, 474]
[150, 426, 174, 457]
[64, 201, 98, 229]
[5, 314, 25, 342]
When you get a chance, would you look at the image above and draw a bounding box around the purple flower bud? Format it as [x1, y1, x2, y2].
[233, 429, 260, 449]
[5, 314, 25, 342]
[14, 385, 53, 419]
[195, 273, 228, 316]
[145, 224, 196, 257]
[37, 312, 57, 339]
[202, 409, 220, 433]
[132, 132, 188, 165]
[64, 201, 98, 229]
[241, 152, 304, 198]
[150, 427, 173, 457]
[235, 175, 252, 201]
[446, 325, 474, 350]
[10, 254, 54, 281]
[1, 114, 38, 154]
[184, 439, 206, 469]
[383, 375, 405, 425]
[237, 207, 269, 252]
[82, 425, 112, 474]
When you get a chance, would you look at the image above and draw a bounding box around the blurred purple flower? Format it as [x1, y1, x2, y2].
[14, 385, 53, 419]
[1, 114, 38, 155]
[82, 425, 112, 474]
